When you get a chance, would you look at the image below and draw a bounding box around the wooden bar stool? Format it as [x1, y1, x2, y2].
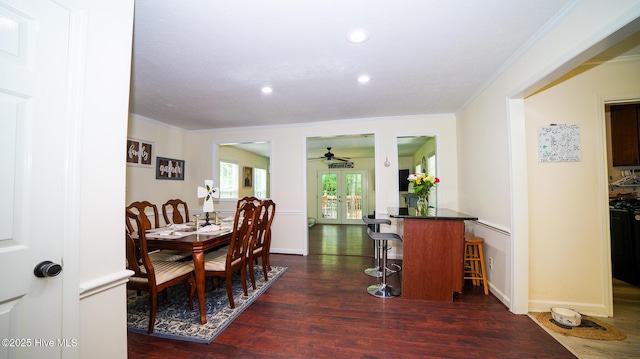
[464, 233, 488, 295]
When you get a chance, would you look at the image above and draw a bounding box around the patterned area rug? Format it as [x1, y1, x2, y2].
[535, 312, 626, 341]
[127, 265, 288, 343]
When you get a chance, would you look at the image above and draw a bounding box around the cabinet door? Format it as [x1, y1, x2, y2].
[611, 104, 640, 167]
[610, 209, 636, 284]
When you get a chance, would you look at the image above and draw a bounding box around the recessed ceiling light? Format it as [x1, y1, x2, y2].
[358, 75, 370, 83]
[261, 87, 273, 94]
[347, 29, 369, 44]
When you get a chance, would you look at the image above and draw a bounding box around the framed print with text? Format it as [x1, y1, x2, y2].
[156, 157, 185, 180]
[126, 138, 154, 167]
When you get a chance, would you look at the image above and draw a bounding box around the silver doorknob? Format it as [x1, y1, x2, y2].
[34, 261, 62, 278]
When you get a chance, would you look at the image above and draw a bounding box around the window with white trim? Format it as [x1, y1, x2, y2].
[254, 167, 267, 198]
[219, 161, 239, 198]
[427, 154, 436, 177]
[427, 153, 437, 207]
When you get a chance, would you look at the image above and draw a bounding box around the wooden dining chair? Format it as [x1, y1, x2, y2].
[126, 201, 190, 262]
[125, 209, 196, 334]
[247, 199, 276, 289]
[203, 201, 258, 308]
[236, 196, 260, 209]
[235, 195, 261, 265]
[126, 201, 160, 232]
[262, 200, 276, 272]
[162, 199, 190, 225]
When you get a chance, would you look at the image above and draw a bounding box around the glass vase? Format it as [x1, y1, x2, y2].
[416, 195, 428, 216]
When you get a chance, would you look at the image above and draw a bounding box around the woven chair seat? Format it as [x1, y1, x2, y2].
[130, 260, 194, 285]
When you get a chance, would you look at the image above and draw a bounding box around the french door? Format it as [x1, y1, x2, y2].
[317, 170, 367, 224]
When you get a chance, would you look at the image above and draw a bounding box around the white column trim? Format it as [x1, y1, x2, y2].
[79, 270, 134, 299]
[507, 98, 530, 314]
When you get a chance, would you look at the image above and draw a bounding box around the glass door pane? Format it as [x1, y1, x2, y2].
[318, 170, 367, 224]
[320, 173, 338, 220]
[345, 172, 363, 220]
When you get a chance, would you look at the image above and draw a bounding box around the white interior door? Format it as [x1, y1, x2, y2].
[0, 1, 71, 357]
[317, 169, 367, 224]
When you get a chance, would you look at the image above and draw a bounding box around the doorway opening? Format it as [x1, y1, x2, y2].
[605, 101, 640, 326]
[306, 134, 375, 256]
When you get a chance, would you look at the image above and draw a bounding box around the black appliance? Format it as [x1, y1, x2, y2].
[399, 169, 410, 191]
[609, 200, 640, 286]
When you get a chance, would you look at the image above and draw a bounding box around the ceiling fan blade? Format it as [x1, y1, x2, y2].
[308, 147, 352, 162]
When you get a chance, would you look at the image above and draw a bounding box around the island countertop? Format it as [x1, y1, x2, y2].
[389, 207, 477, 301]
[388, 207, 478, 221]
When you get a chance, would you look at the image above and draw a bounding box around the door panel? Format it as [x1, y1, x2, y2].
[318, 170, 367, 224]
[0, 1, 70, 357]
[344, 172, 364, 221]
[319, 173, 338, 221]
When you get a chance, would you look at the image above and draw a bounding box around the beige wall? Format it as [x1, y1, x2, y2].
[127, 114, 459, 257]
[126, 115, 188, 210]
[525, 56, 640, 313]
[125, 120, 271, 224]
[458, 0, 640, 314]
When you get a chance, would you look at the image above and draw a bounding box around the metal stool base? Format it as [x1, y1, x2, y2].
[367, 284, 401, 298]
[364, 262, 402, 277]
[364, 267, 393, 277]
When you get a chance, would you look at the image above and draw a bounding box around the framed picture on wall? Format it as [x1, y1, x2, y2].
[243, 166, 253, 188]
[156, 157, 185, 180]
[126, 138, 154, 167]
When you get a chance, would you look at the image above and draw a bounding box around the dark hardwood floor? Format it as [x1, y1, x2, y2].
[128, 224, 575, 358]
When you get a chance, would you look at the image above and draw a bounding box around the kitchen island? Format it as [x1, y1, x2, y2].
[389, 207, 478, 301]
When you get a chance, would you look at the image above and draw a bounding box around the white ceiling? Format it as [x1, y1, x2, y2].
[129, 0, 574, 133]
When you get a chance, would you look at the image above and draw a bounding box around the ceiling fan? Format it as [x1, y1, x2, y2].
[308, 147, 351, 162]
